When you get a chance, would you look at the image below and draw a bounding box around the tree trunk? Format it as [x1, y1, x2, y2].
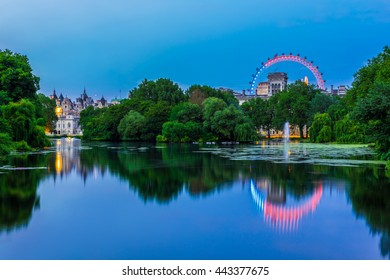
[267, 129, 271, 139]
[299, 125, 304, 139]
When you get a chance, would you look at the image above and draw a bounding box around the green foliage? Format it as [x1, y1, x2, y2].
[80, 102, 132, 141]
[347, 46, 390, 107]
[386, 161, 390, 178]
[334, 114, 365, 143]
[316, 125, 332, 143]
[309, 93, 338, 125]
[2, 99, 36, 142]
[353, 82, 390, 154]
[202, 97, 227, 132]
[241, 97, 274, 138]
[170, 102, 203, 123]
[0, 115, 12, 135]
[234, 123, 257, 142]
[210, 105, 248, 141]
[29, 125, 51, 148]
[34, 93, 57, 132]
[156, 135, 167, 143]
[162, 121, 202, 142]
[0, 50, 51, 153]
[0, 49, 40, 104]
[187, 85, 238, 107]
[129, 78, 186, 106]
[142, 102, 171, 141]
[118, 110, 146, 141]
[0, 133, 13, 156]
[310, 113, 332, 143]
[14, 140, 32, 152]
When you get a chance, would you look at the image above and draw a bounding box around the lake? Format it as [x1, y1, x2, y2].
[0, 139, 389, 260]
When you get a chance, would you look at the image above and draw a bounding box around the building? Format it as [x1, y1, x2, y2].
[256, 82, 269, 96]
[111, 98, 123, 105]
[95, 96, 108, 108]
[50, 89, 96, 135]
[55, 113, 82, 135]
[268, 72, 288, 95]
[329, 85, 348, 95]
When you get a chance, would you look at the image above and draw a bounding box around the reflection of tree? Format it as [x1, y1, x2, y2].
[78, 144, 243, 203]
[346, 167, 390, 259]
[0, 154, 49, 233]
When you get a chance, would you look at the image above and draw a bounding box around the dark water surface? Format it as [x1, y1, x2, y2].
[0, 139, 389, 260]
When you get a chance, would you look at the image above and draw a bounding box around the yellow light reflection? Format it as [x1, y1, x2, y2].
[55, 152, 63, 173]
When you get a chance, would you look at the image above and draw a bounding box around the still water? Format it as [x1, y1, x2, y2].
[0, 139, 389, 260]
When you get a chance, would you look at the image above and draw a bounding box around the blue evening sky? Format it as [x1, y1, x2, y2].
[1, 0, 389, 100]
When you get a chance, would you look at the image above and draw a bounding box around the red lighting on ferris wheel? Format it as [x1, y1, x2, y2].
[250, 53, 326, 94]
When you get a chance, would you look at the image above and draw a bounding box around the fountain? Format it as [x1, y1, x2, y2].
[283, 122, 290, 160]
[283, 122, 290, 142]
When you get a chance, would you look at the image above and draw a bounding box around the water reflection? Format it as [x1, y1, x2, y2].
[251, 178, 323, 232]
[0, 140, 389, 258]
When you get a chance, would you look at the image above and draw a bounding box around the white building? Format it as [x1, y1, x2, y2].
[55, 114, 82, 135]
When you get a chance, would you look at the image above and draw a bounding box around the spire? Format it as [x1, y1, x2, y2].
[52, 88, 58, 99]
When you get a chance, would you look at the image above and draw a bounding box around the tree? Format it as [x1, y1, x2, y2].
[2, 99, 36, 142]
[234, 123, 257, 142]
[142, 102, 171, 141]
[353, 82, 390, 157]
[187, 85, 238, 107]
[118, 111, 146, 141]
[310, 113, 333, 143]
[202, 97, 227, 132]
[334, 114, 365, 144]
[34, 93, 58, 133]
[241, 97, 274, 138]
[309, 93, 338, 126]
[0, 49, 40, 104]
[170, 102, 203, 123]
[0, 133, 12, 157]
[274, 82, 317, 138]
[346, 46, 390, 108]
[129, 78, 186, 106]
[210, 105, 245, 141]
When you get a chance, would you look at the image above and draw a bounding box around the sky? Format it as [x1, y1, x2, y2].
[1, 0, 389, 100]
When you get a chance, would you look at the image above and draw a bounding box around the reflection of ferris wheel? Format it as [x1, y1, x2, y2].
[249, 53, 325, 95]
[250, 179, 323, 232]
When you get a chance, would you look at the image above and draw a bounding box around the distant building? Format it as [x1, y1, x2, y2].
[49, 89, 98, 135]
[337, 85, 347, 95]
[268, 72, 288, 95]
[256, 82, 269, 96]
[95, 96, 108, 108]
[111, 98, 122, 105]
[328, 85, 348, 95]
[55, 113, 82, 135]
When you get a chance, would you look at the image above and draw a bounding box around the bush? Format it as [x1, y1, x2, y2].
[386, 161, 390, 178]
[0, 133, 13, 156]
[156, 135, 167, 143]
[14, 140, 32, 152]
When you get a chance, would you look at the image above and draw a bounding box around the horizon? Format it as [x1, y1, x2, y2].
[1, 0, 389, 101]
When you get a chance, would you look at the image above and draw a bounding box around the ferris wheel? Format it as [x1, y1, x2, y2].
[249, 53, 325, 95]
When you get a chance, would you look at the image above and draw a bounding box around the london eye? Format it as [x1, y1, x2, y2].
[249, 53, 326, 95]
